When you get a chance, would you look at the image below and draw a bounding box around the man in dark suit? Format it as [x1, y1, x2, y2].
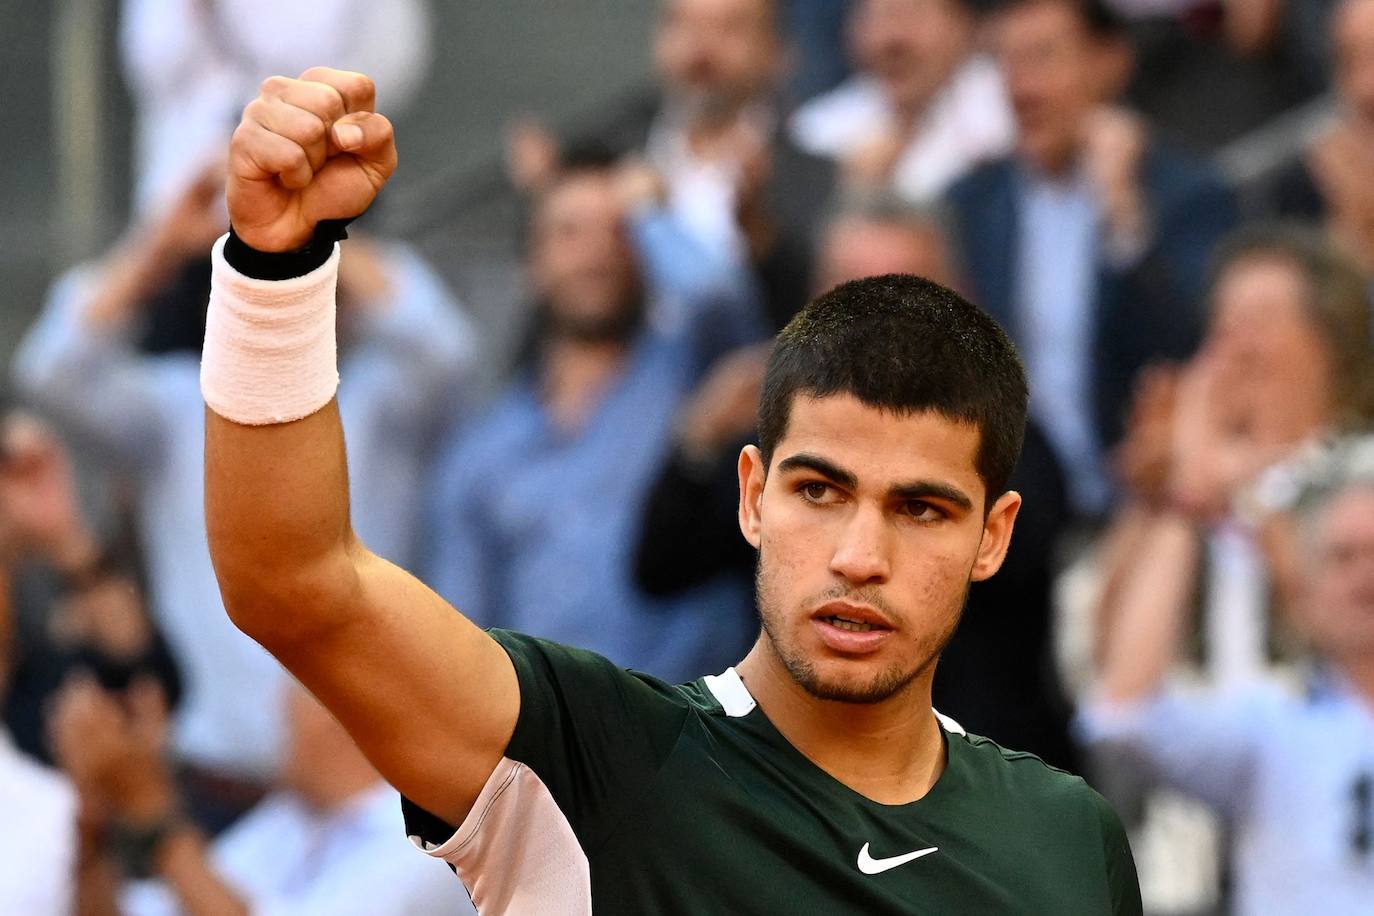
[946, 0, 1238, 517]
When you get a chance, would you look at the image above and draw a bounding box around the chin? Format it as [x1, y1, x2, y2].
[790, 652, 921, 705]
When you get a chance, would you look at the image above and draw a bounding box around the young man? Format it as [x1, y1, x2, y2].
[202, 67, 1141, 913]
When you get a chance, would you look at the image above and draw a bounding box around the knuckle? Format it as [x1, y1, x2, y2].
[259, 74, 292, 96]
[348, 72, 376, 99]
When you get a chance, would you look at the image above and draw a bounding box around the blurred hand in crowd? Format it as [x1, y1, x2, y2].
[1310, 124, 1374, 269]
[85, 160, 228, 329]
[48, 675, 175, 824]
[1113, 363, 1181, 508]
[1082, 107, 1149, 249]
[505, 117, 563, 195]
[674, 343, 770, 462]
[0, 413, 97, 570]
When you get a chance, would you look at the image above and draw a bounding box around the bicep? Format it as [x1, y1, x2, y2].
[268, 551, 519, 827]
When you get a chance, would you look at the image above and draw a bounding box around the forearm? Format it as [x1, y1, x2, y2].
[156, 830, 250, 916]
[1097, 510, 1201, 703]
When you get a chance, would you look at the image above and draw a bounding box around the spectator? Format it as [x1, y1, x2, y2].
[1102, 225, 1374, 689]
[1262, 0, 1374, 269]
[424, 155, 763, 684]
[13, 164, 479, 830]
[1080, 437, 1374, 915]
[120, 0, 432, 213]
[946, 0, 1238, 517]
[0, 412, 181, 763]
[49, 676, 471, 915]
[790, 0, 1015, 204]
[510, 0, 835, 309]
[0, 487, 77, 915]
[634, 198, 1080, 767]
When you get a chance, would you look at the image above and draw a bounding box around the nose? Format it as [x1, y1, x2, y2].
[829, 503, 892, 586]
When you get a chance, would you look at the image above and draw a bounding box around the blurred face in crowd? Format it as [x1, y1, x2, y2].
[655, 0, 784, 120]
[1298, 484, 1374, 667]
[280, 685, 378, 810]
[814, 216, 958, 293]
[530, 170, 643, 342]
[1334, 0, 1374, 128]
[850, 0, 978, 117]
[1208, 255, 1334, 443]
[740, 399, 1016, 704]
[995, 0, 1129, 174]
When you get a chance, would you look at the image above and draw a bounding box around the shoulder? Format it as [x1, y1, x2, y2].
[954, 728, 1105, 817]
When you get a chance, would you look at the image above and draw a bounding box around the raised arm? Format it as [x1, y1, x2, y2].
[204, 68, 516, 826]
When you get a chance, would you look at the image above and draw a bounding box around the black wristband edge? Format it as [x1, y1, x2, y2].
[223, 218, 353, 281]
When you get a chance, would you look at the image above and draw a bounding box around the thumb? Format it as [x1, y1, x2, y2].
[331, 112, 396, 163]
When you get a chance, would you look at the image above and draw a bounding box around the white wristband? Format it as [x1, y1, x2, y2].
[200, 234, 341, 426]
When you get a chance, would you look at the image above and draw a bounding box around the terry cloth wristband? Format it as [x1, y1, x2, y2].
[201, 222, 351, 426]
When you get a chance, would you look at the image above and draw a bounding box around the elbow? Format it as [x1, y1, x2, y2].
[212, 546, 360, 651]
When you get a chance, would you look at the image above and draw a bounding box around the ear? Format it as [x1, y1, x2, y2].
[737, 444, 767, 549]
[970, 490, 1022, 582]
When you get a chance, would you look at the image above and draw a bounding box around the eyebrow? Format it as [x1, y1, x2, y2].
[775, 452, 975, 512]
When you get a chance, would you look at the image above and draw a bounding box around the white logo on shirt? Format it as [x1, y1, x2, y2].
[857, 842, 939, 875]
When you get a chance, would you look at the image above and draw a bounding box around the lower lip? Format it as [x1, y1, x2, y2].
[811, 618, 893, 655]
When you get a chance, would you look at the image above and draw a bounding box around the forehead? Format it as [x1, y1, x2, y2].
[1213, 256, 1307, 321]
[535, 174, 619, 226]
[772, 392, 983, 493]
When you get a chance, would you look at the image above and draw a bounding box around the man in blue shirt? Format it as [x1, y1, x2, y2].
[424, 152, 765, 683]
[944, 0, 1238, 516]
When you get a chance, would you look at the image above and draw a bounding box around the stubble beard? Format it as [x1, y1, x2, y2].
[754, 551, 969, 705]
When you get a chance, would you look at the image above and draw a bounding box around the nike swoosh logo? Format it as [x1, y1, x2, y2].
[857, 842, 939, 875]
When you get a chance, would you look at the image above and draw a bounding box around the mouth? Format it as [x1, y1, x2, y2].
[809, 602, 894, 655]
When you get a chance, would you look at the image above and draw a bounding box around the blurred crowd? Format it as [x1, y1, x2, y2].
[3, 0, 1374, 913]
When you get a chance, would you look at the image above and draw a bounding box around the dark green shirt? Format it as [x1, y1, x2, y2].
[404, 630, 1142, 915]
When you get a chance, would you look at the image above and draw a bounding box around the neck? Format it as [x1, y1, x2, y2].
[734, 636, 946, 805]
[542, 336, 628, 432]
[1338, 657, 1374, 710]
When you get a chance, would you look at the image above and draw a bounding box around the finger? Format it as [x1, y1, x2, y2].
[260, 75, 348, 129]
[329, 111, 397, 176]
[298, 66, 375, 114]
[246, 97, 331, 172]
[232, 122, 315, 190]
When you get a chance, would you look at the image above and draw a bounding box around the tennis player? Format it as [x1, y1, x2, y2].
[203, 67, 1141, 914]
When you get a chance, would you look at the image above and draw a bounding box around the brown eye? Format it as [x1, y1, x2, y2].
[903, 500, 943, 522]
[800, 482, 831, 503]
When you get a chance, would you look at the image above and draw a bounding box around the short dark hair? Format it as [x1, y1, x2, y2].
[757, 274, 1028, 499]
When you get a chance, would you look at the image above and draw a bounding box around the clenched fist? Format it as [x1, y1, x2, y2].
[228, 67, 397, 253]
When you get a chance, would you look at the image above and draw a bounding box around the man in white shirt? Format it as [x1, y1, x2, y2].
[790, 0, 1014, 203]
[49, 676, 472, 916]
[1083, 443, 1374, 914]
